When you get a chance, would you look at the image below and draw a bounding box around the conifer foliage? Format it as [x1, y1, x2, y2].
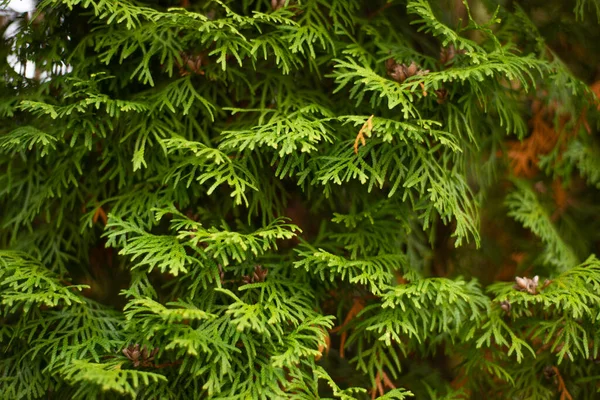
[1, 0, 600, 398]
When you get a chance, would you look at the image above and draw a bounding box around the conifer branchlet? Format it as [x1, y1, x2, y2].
[0, 0, 599, 398]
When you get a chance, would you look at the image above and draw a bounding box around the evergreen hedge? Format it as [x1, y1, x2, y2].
[1, 0, 600, 398]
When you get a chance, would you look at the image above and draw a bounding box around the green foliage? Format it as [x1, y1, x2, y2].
[575, 0, 600, 22]
[0, 251, 87, 311]
[565, 140, 600, 187]
[59, 360, 167, 399]
[506, 181, 580, 272]
[1, 0, 600, 398]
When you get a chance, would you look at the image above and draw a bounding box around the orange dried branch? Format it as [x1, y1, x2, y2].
[506, 143, 538, 177]
[315, 329, 330, 361]
[505, 96, 591, 177]
[505, 103, 559, 177]
[552, 367, 573, 400]
[394, 271, 408, 284]
[370, 371, 396, 399]
[354, 115, 374, 154]
[330, 297, 365, 358]
[551, 178, 569, 220]
[419, 81, 427, 96]
[92, 206, 108, 225]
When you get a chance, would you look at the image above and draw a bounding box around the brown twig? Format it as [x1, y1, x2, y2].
[315, 328, 330, 361]
[92, 206, 107, 225]
[552, 366, 573, 400]
[367, 3, 393, 19]
[330, 297, 365, 358]
[370, 370, 396, 399]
